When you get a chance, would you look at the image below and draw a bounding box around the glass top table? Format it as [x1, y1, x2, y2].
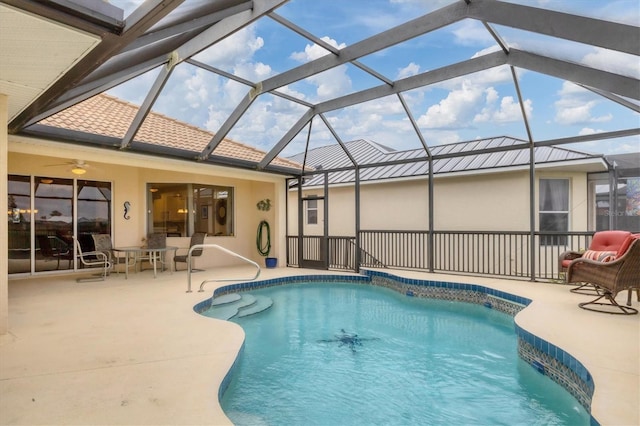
[113, 246, 178, 279]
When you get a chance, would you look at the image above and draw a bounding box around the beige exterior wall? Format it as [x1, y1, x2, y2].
[360, 179, 429, 231]
[1, 94, 8, 334]
[433, 171, 530, 231]
[7, 136, 287, 274]
[288, 178, 430, 237]
[290, 169, 592, 236]
[287, 167, 595, 276]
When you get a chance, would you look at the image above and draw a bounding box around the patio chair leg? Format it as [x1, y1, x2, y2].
[570, 282, 602, 295]
[627, 288, 640, 306]
[579, 293, 638, 315]
[76, 273, 106, 282]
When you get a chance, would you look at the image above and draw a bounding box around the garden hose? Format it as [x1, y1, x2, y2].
[257, 220, 271, 256]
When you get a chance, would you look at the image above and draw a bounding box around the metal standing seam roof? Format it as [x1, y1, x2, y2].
[289, 137, 603, 186]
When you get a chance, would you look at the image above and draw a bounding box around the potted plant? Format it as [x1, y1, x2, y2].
[256, 199, 277, 268]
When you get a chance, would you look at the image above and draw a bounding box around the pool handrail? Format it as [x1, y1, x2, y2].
[185, 243, 261, 293]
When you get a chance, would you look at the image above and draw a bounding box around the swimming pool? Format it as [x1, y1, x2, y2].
[200, 277, 591, 425]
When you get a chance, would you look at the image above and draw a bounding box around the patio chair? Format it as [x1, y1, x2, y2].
[559, 230, 631, 295]
[174, 232, 206, 271]
[139, 233, 167, 272]
[566, 237, 640, 315]
[92, 233, 127, 273]
[36, 235, 73, 269]
[73, 236, 112, 281]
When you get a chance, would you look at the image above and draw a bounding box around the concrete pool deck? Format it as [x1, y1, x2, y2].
[0, 267, 638, 425]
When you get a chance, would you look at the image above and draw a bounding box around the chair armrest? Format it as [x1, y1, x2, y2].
[79, 250, 111, 267]
[559, 250, 583, 261]
[174, 247, 191, 257]
[566, 256, 623, 286]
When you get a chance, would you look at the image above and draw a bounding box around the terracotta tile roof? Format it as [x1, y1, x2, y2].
[39, 93, 303, 170]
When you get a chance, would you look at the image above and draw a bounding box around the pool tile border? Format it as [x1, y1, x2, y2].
[197, 271, 597, 424]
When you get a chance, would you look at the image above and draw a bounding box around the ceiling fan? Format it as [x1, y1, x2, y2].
[44, 159, 92, 175]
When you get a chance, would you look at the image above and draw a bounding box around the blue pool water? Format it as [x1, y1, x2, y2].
[217, 282, 589, 425]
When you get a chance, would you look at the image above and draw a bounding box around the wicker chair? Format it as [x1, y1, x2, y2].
[559, 230, 631, 295]
[566, 238, 640, 314]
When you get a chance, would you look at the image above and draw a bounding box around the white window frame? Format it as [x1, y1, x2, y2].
[306, 199, 318, 225]
[539, 178, 570, 245]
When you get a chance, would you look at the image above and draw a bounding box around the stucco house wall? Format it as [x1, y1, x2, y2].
[8, 137, 286, 274]
[290, 168, 591, 236]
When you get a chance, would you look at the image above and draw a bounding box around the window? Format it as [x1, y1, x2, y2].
[590, 175, 640, 232]
[539, 178, 569, 245]
[306, 199, 318, 225]
[148, 183, 233, 237]
[8, 175, 112, 274]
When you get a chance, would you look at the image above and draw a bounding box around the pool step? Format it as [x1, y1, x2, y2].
[236, 295, 273, 318]
[204, 293, 272, 320]
[210, 293, 241, 306]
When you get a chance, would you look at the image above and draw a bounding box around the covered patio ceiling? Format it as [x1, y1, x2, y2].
[2, 0, 639, 176]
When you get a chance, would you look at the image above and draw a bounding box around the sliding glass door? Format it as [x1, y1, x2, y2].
[7, 176, 32, 274]
[34, 177, 74, 272]
[7, 175, 112, 275]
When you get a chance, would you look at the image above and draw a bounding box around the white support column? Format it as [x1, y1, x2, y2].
[0, 94, 9, 334]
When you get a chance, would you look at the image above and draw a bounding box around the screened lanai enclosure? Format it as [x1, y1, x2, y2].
[3, 0, 639, 281]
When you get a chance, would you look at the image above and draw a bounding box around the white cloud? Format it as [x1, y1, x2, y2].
[485, 87, 499, 104]
[397, 62, 421, 79]
[183, 69, 210, 109]
[290, 37, 352, 102]
[291, 37, 345, 62]
[481, 96, 532, 123]
[451, 20, 495, 46]
[578, 127, 604, 136]
[193, 26, 265, 75]
[582, 47, 640, 78]
[555, 101, 598, 124]
[416, 80, 485, 129]
[554, 82, 613, 125]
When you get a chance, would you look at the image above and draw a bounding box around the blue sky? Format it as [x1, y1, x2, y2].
[108, 0, 640, 157]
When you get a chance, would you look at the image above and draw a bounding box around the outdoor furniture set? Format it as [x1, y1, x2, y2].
[73, 233, 181, 281]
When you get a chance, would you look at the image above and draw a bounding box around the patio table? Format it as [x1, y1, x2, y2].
[113, 246, 178, 279]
